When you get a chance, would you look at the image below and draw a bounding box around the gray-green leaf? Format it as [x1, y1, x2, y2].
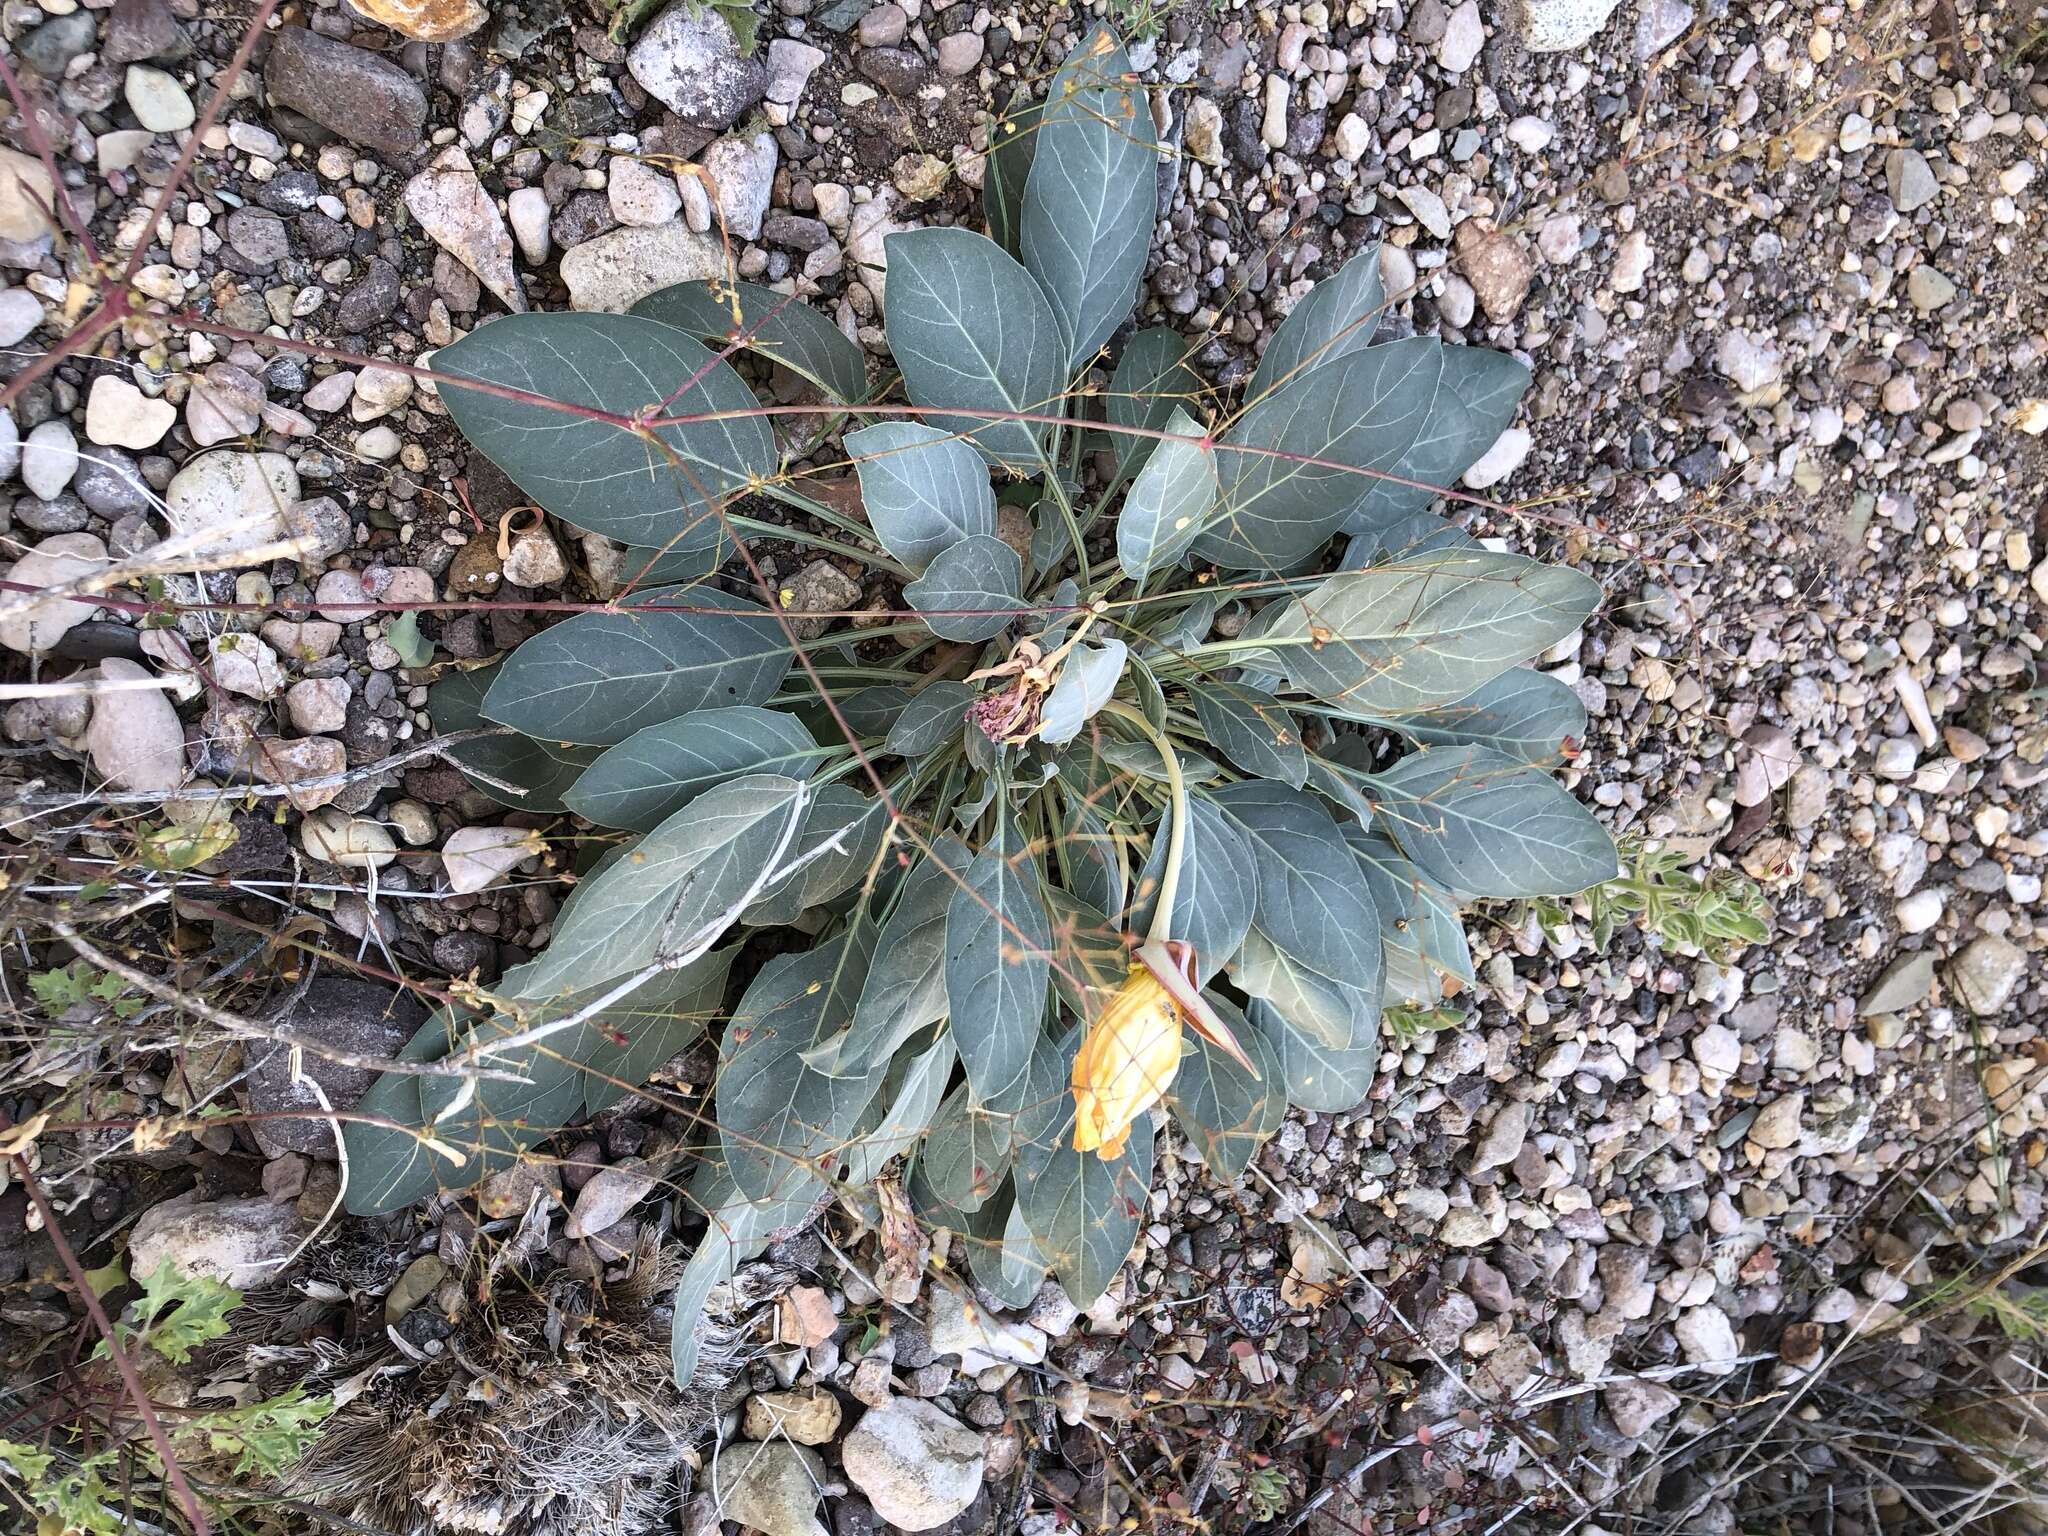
[1369, 745, 1618, 898]
[1015, 1032, 1154, 1308]
[632, 277, 868, 404]
[1038, 640, 1128, 744]
[517, 773, 808, 994]
[1249, 243, 1384, 402]
[1192, 681, 1308, 788]
[845, 422, 998, 573]
[741, 782, 890, 925]
[1107, 327, 1203, 474]
[1128, 795, 1254, 983]
[581, 943, 738, 1113]
[430, 664, 595, 812]
[945, 828, 1051, 1103]
[843, 1033, 957, 1186]
[1382, 666, 1587, 766]
[1168, 995, 1285, 1180]
[437, 312, 773, 552]
[886, 682, 978, 758]
[483, 588, 792, 746]
[1020, 24, 1152, 372]
[1237, 550, 1601, 716]
[1118, 406, 1216, 581]
[902, 533, 1027, 642]
[567, 705, 827, 832]
[883, 227, 1065, 467]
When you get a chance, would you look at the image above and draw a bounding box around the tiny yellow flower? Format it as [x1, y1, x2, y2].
[1071, 966, 1184, 1160]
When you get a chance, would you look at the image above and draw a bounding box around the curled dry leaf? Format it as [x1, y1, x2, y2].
[875, 1175, 930, 1305]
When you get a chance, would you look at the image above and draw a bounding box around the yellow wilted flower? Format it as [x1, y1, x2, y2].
[1071, 966, 1184, 1160]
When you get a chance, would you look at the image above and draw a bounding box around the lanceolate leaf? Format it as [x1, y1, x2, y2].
[964, 1187, 1048, 1309]
[1020, 25, 1152, 372]
[985, 95, 1041, 256]
[742, 782, 891, 925]
[1129, 795, 1254, 984]
[718, 932, 886, 1203]
[1380, 666, 1587, 766]
[1169, 995, 1285, 1180]
[1192, 681, 1308, 788]
[886, 682, 977, 758]
[437, 312, 773, 551]
[1249, 244, 1384, 403]
[1369, 745, 1618, 898]
[582, 943, 739, 1112]
[340, 1016, 457, 1216]
[844, 1033, 957, 1186]
[1039, 640, 1129, 744]
[1107, 327, 1203, 473]
[632, 277, 868, 404]
[1193, 336, 1445, 571]
[1344, 344, 1531, 530]
[1054, 795, 1126, 920]
[945, 824, 1052, 1103]
[811, 836, 972, 1076]
[1233, 911, 1377, 1058]
[516, 774, 808, 995]
[921, 1079, 1015, 1214]
[673, 1159, 814, 1384]
[845, 423, 999, 573]
[902, 534, 1027, 642]
[567, 705, 827, 832]
[1341, 507, 1479, 568]
[1118, 407, 1216, 581]
[430, 664, 595, 812]
[1246, 992, 1380, 1113]
[1236, 550, 1601, 716]
[1209, 780, 1382, 1010]
[1342, 829, 1474, 1013]
[1015, 1032, 1154, 1307]
[1042, 886, 1128, 1024]
[884, 227, 1066, 467]
[482, 588, 793, 747]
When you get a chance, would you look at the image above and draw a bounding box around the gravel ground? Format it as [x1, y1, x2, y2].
[2, 0, 2045, 1530]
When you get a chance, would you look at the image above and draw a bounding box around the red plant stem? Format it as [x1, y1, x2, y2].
[0, 1112, 211, 1536]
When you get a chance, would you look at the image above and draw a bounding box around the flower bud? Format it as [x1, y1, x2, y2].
[1070, 966, 1183, 1160]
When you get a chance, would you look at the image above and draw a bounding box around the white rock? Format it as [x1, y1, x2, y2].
[765, 37, 827, 107]
[1462, 427, 1532, 489]
[1894, 888, 1944, 935]
[208, 634, 286, 700]
[507, 185, 551, 265]
[301, 808, 398, 870]
[128, 1195, 304, 1292]
[403, 146, 526, 313]
[303, 371, 357, 413]
[1673, 1304, 1739, 1374]
[1436, 1, 1486, 71]
[1332, 111, 1371, 163]
[927, 1286, 1049, 1373]
[86, 375, 177, 449]
[350, 363, 415, 423]
[848, 191, 906, 306]
[442, 824, 544, 894]
[1506, 0, 1622, 49]
[840, 1398, 986, 1532]
[608, 155, 682, 227]
[1715, 329, 1782, 393]
[0, 146, 58, 243]
[22, 419, 77, 500]
[1505, 115, 1555, 152]
[286, 677, 350, 733]
[0, 412, 14, 482]
[1605, 1378, 1680, 1438]
[560, 221, 725, 312]
[124, 65, 196, 133]
[1750, 1092, 1804, 1150]
[1691, 1022, 1740, 1078]
[1397, 184, 1451, 240]
[704, 131, 778, 242]
[86, 658, 185, 793]
[166, 451, 300, 558]
[0, 286, 40, 346]
[0, 533, 110, 654]
[1611, 229, 1652, 292]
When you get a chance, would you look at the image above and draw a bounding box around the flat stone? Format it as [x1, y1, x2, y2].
[1857, 951, 1937, 1016]
[0, 533, 111, 655]
[166, 450, 300, 557]
[0, 286, 40, 346]
[607, 155, 682, 227]
[87, 657, 185, 793]
[560, 220, 725, 312]
[1950, 935, 2026, 1016]
[711, 1442, 828, 1536]
[628, 4, 766, 129]
[404, 146, 526, 313]
[128, 1195, 305, 1291]
[1436, 0, 1485, 70]
[1454, 221, 1534, 319]
[0, 147, 58, 244]
[1505, 0, 1622, 50]
[249, 980, 426, 1156]
[1673, 1304, 1739, 1374]
[264, 28, 428, 159]
[841, 1397, 986, 1532]
[87, 375, 177, 449]
[1397, 184, 1451, 240]
[1887, 148, 1938, 213]
[124, 65, 195, 132]
[345, 0, 486, 43]
[1605, 1378, 1680, 1438]
[22, 420, 78, 500]
[704, 131, 778, 241]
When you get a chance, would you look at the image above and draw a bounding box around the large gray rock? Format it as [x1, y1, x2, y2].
[86, 658, 184, 793]
[165, 450, 299, 558]
[248, 980, 426, 1157]
[560, 221, 724, 312]
[0, 532, 110, 654]
[1605, 1378, 1680, 1439]
[264, 28, 427, 159]
[627, 4, 766, 128]
[840, 1397, 986, 1531]
[404, 146, 526, 313]
[128, 1195, 306, 1291]
[709, 1442, 827, 1536]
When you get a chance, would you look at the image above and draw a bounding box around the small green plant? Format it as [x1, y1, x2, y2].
[1, 1264, 332, 1536]
[340, 24, 1617, 1381]
[1240, 1461, 1299, 1521]
[27, 963, 143, 1020]
[1528, 838, 1770, 959]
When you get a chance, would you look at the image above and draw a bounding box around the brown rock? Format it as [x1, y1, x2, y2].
[346, 0, 485, 42]
[1453, 222, 1535, 323]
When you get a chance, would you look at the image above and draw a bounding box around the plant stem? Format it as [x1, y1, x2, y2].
[727, 514, 906, 575]
[1100, 701, 1185, 946]
[1039, 472, 1090, 581]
